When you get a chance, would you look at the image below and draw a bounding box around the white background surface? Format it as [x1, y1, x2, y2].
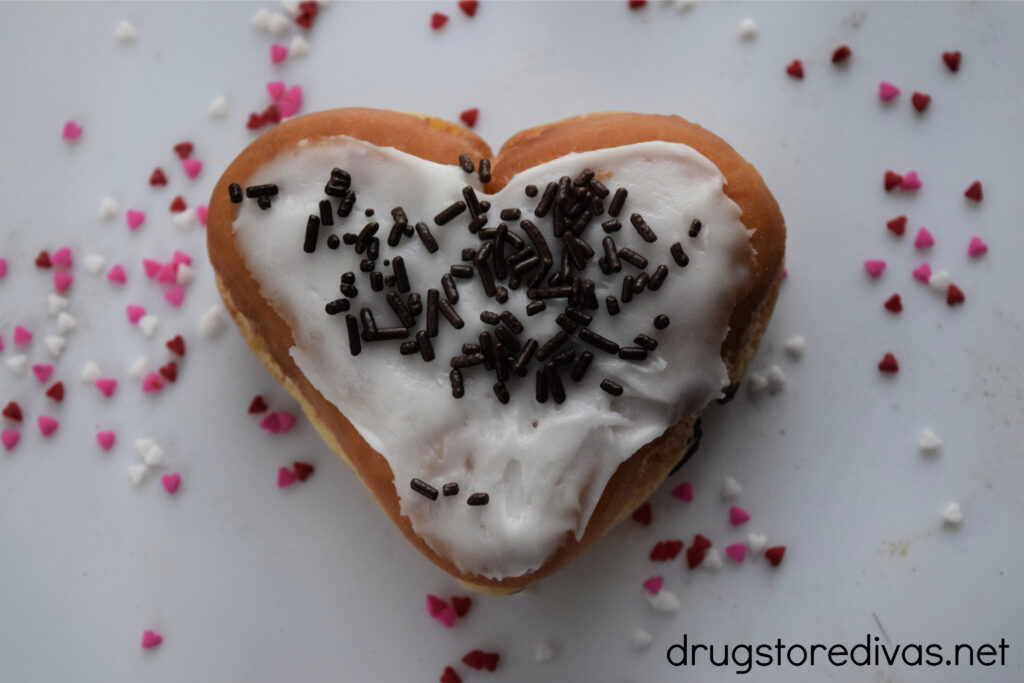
[1, 2, 1023, 681]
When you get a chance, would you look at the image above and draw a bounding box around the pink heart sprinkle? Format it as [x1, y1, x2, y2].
[196, 205, 208, 226]
[172, 250, 193, 266]
[0, 257, 7, 278]
[261, 411, 297, 434]
[2, 429, 20, 451]
[913, 262, 932, 283]
[107, 264, 127, 284]
[161, 472, 181, 494]
[0, 334, 4, 351]
[13, 325, 32, 345]
[37, 415, 59, 436]
[267, 80, 285, 100]
[914, 227, 935, 249]
[671, 481, 694, 502]
[270, 44, 289, 64]
[182, 158, 202, 179]
[900, 171, 922, 190]
[53, 271, 73, 293]
[155, 263, 178, 284]
[277, 466, 298, 488]
[51, 247, 73, 268]
[968, 236, 988, 258]
[878, 81, 901, 101]
[126, 210, 146, 230]
[426, 594, 449, 617]
[642, 576, 664, 595]
[32, 364, 54, 383]
[62, 120, 82, 140]
[729, 505, 751, 526]
[278, 86, 303, 118]
[141, 630, 162, 649]
[864, 259, 886, 278]
[435, 606, 457, 628]
[725, 543, 747, 563]
[96, 430, 116, 450]
[126, 305, 146, 323]
[95, 378, 118, 397]
[165, 286, 185, 307]
[142, 372, 164, 392]
[142, 258, 161, 278]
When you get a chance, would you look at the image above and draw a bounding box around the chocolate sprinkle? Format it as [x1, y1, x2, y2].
[688, 218, 702, 238]
[536, 330, 570, 361]
[511, 339, 538, 377]
[407, 292, 422, 316]
[649, 264, 668, 291]
[337, 190, 356, 218]
[369, 271, 384, 291]
[499, 208, 521, 221]
[438, 299, 464, 329]
[600, 379, 623, 396]
[618, 247, 648, 270]
[246, 183, 279, 198]
[546, 363, 566, 404]
[621, 275, 635, 303]
[527, 285, 573, 300]
[327, 234, 340, 250]
[462, 186, 483, 217]
[479, 331, 496, 370]
[535, 369, 549, 403]
[426, 289, 440, 337]
[634, 334, 658, 351]
[228, 183, 243, 203]
[478, 158, 492, 184]
[565, 307, 593, 326]
[317, 199, 334, 226]
[534, 181, 557, 217]
[451, 353, 485, 369]
[670, 242, 690, 267]
[415, 222, 439, 253]
[480, 310, 501, 325]
[416, 330, 435, 362]
[493, 382, 510, 404]
[555, 313, 577, 333]
[386, 291, 415, 327]
[325, 298, 350, 315]
[450, 264, 474, 279]
[653, 314, 670, 330]
[364, 208, 375, 217]
[303, 215, 320, 253]
[526, 300, 546, 316]
[606, 296, 620, 315]
[459, 153, 474, 173]
[570, 351, 593, 382]
[467, 492, 490, 506]
[449, 368, 465, 398]
[399, 340, 419, 355]
[629, 213, 658, 242]
[443, 482, 460, 496]
[345, 315, 361, 356]
[500, 310, 524, 334]
[608, 187, 627, 217]
[434, 200, 467, 226]
[441, 273, 459, 304]
[525, 184, 538, 197]
[618, 346, 647, 361]
[578, 328, 619, 354]
[601, 218, 622, 233]
[411, 478, 439, 500]
[602, 237, 622, 273]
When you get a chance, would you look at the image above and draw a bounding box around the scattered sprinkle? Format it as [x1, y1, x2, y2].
[107, 264, 127, 284]
[702, 547, 723, 571]
[878, 352, 899, 374]
[182, 158, 202, 179]
[946, 283, 965, 306]
[161, 472, 181, 494]
[646, 589, 680, 612]
[632, 502, 652, 526]
[747, 533, 768, 553]
[764, 545, 786, 566]
[277, 466, 298, 488]
[737, 18, 758, 41]
[289, 34, 310, 57]
[878, 81, 900, 101]
[99, 196, 119, 220]
[671, 481, 693, 502]
[32, 363, 53, 383]
[884, 293, 902, 313]
[62, 120, 83, 141]
[260, 411, 297, 434]
[942, 501, 964, 526]
[911, 92, 931, 112]
[632, 628, 653, 651]
[45, 335, 66, 358]
[81, 361, 101, 382]
[642, 576, 664, 595]
[270, 43, 289, 64]
[199, 305, 227, 338]
[128, 356, 149, 380]
[765, 364, 785, 394]
[864, 259, 886, 278]
[440, 667, 462, 683]
[458, 0, 480, 17]
[914, 227, 934, 249]
[912, 262, 932, 283]
[929, 270, 952, 291]
[141, 630, 163, 649]
[964, 180, 983, 202]
[293, 461, 314, 481]
[534, 640, 557, 664]
[37, 415, 59, 436]
[430, 12, 449, 30]
[729, 505, 751, 526]
[884, 171, 903, 192]
[114, 19, 138, 43]
[462, 650, 500, 671]
[126, 209, 146, 230]
[918, 428, 942, 455]
[128, 463, 148, 485]
[84, 254, 106, 274]
[141, 372, 164, 393]
[832, 45, 852, 64]
[54, 271, 73, 293]
[426, 595, 457, 628]
[899, 170, 921, 190]
[127, 305, 147, 324]
[725, 543, 747, 563]
[459, 108, 479, 128]
[13, 325, 33, 346]
[942, 50, 961, 73]
[967, 236, 988, 258]
[785, 59, 804, 79]
[208, 95, 228, 118]
[783, 335, 805, 359]
[650, 539, 683, 561]
[2, 402, 22, 421]
[886, 215, 907, 236]
[97, 431, 116, 450]
[721, 476, 742, 500]
[2, 429, 21, 451]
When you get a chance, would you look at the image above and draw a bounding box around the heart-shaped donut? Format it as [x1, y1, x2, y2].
[207, 109, 785, 593]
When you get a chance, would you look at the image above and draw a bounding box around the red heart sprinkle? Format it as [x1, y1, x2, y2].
[964, 181, 983, 202]
[166, 335, 186, 356]
[786, 59, 804, 79]
[430, 12, 449, 30]
[884, 170, 903, 192]
[650, 539, 683, 561]
[246, 112, 267, 130]
[2, 401, 23, 422]
[884, 294, 903, 313]
[459, 108, 479, 128]
[295, 12, 313, 29]
[149, 168, 168, 186]
[462, 650, 500, 671]
[35, 251, 52, 268]
[46, 381, 65, 403]
[632, 502, 652, 526]
[169, 196, 187, 212]
[685, 545, 706, 569]
[248, 395, 269, 414]
[692, 533, 712, 551]
[451, 596, 472, 617]
[878, 353, 899, 373]
[946, 284, 965, 306]
[458, 0, 479, 17]
[765, 546, 786, 566]
[831, 45, 852, 64]
[263, 104, 282, 124]
[159, 362, 178, 382]
[293, 461, 315, 481]
[942, 50, 961, 73]
[440, 667, 462, 683]
[629, 0, 648, 8]
[173, 142, 193, 159]
[299, 1, 318, 16]
[886, 215, 907, 236]
[911, 92, 931, 112]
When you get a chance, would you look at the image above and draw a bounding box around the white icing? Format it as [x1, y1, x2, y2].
[232, 136, 752, 578]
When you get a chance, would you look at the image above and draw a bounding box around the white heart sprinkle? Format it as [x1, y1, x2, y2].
[127, 463, 148, 485]
[918, 428, 942, 455]
[199, 305, 227, 338]
[135, 437, 157, 457]
[81, 360, 102, 382]
[721, 476, 742, 500]
[534, 641, 556, 663]
[266, 12, 291, 35]
[929, 270, 952, 291]
[290, 34, 310, 57]
[251, 8, 272, 29]
[99, 196, 119, 220]
[766, 364, 786, 394]
[48, 294, 69, 315]
[143, 445, 166, 468]
[45, 335, 67, 357]
[208, 95, 229, 118]
[114, 19, 137, 43]
[176, 263, 196, 285]
[646, 589, 680, 612]
[280, 0, 301, 15]
[737, 18, 758, 41]
[57, 312, 77, 334]
[138, 314, 159, 338]
[173, 208, 197, 231]
[632, 628, 653, 651]
[783, 335, 806, 359]
[6, 355, 28, 375]
[84, 254, 107, 275]
[943, 502, 964, 526]
[128, 356, 149, 380]
[747, 372, 768, 396]
[702, 547, 723, 571]
[747, 533, 768, 553]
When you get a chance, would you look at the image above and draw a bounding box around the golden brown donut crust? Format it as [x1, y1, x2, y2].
[207, 108, 785, 594]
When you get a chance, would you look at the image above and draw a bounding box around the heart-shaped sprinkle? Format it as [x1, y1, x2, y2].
[196, 205, 208, 225]
[159, 362, 178, 383]
[878, 353, 899, 373]
[173, 141, 193, 159]
[886, 215, 907, 236]
[942, 50, 961, 73]
[747, 533, 768, 553]
[266, 80, 285, 101]
[161, 472, 181, 494]
[96, 430, 116, 450]
[964, 180, 983, 202]
[642, 576, 664, 595]
[46, 382, 65, 403]
[169, 196, 187, 213]
[107, 264, 127, 284]
[154, 262, 176, 283]
[458, 0, 479, 17]
[127, 463, 148, 485]
[142, 372, 165, 392]
[53, 271, 73, 293]
[632, 628, 653, 651]
[149, 168, 167, 186]
[703, 547, 723, 570]
[279, 86, 303, 117]
[783, 335, 805, 359]
[832, 45, 852, 63]
[270, 44, 289, 64]
[650, 539, 683, 561]
[729, 505, 751, 526]
[864, 259, 886, 278]
[646, 588, 680, 612]
[459, 108, 479, 128]
[165, 286, 186, 307]
[884, 293, 903, 313]
[62, 120, 83, 140]
[0, 258, 6, 279]
[899, 170, 921, 190]
[946, 284, 965, 306]
[764, 545, 786, 566]
[38, 415, 59, 436]
[671, 481, 693, 502]
[32, 363, 53, 383]
[166, 335, 186, 356]
[58, 312, 78, 333]
[918, 428, 942, 455]
[260, 411, 297, 434]
[967, 236, 988, 258]
[914, 227, 934, 249]
[36, 250, 52, 268]
[51, 247, 73, 268]
[81, 360, 101, 382]
[182, 158, 203, 179]
[685, 544, 706, 569]
[246, 112, 266, 130]
[248, 395, 268, 414]
[426, 594, 448, 617]
[293, 461, 315, 481]
[14, 325, 33, 346]
[430, 12, 449, 30]
[45, 335, 66, 358]
[943, 502, 964, 526]
[632, 502, 652, 526]
[141, 630, 163, 649]
[84, 254, 106, 274]
[911, 92, 931, 112]
[929, 270, 952, 291]
[2, 429, 20, 451]
[878, 81, 900, 101]
[785, 59, 804, 79]
[912, 262, 932, 283]
[451, 595, 472, 617]
[99, 196, 119, 219]
[721, 476, 742, 499]
[2, 402, 22, 422]
[126, 210, 146, 230]
[883, 171, 903, 192]
[440, 667, 462, 683]
[277, 466, 298, 488]
[127, 305, 146, 323]
[725, 543, 747, 563]
[462, 650, 500, 671]
[6, 355, 28, 375]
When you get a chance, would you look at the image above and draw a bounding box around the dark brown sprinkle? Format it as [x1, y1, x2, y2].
[331, 167, 350, 181]
[413, 222, 439, 254]
[479, 331, 496, 370]
[618, 346, 647, 361]
[503, 228, 525, 250]
[441, 273, 459, 304]
[341, 272, 356, 285]
[387, 220, 406, 248]
[302, 215, 320, 253]
[492, 226, 508, 279]
[617, 247, 648, 270]
[520, 220, 553, 287]
[459, 153, 474, 173]
[648, 264, 668, 291]
[434, 200, 467, 226]
[493, 382, 510, 404]
[494, 325, 521, 353]
[565, 195, 588, 220]
[337, 190, 356, 218]
[591, 195, 605, 216]
[367, 237, 380, 261]
[326, 234, 340, 250]
[581, 279, 599, 309]
[602, 218, 622, 233]
[606, 296, 620, 315]
[228, 183, 243, 203]
[342, 233, 357, 245]
[600, 379, 623, 396]
[450, 264, 474, 279]
[634, 272, 649, 293]
[588, 178, 610, 198]
[474, 240, 493, 264]
[654, 314, 670, 330]
[442, 482, 460, 496]
[374, 326, 410, 340]
[370, 271, 385, 291]
[451, 353, 485, 369]
[359, 259, 374, 273]
[525, 184, 538, 197]
[557, 176, 571, 201]
[634, 334, 658, 351]
[450, 368, 465, 398]
[535, 369, 549, 403]
[552, 348, 578, 365]
[506, 245, 535, 266]
[526, 300, 546, 316]
[411, 478, 438, 500]
[256, 195, 272, 210]
[621, 275, 635, 303]
[565, 307, 592, 326]
[462, 343, 481, 355]
[478, 158, 492, 184]
[546, 363, 566, 404]
[608, 187, 628, 217]
[359, 308, 377, 336]
[573, 168, 594, 187]
[394, 253, 416, 291]
[629, 213, 658, 242]
[245, 183, 279, 198]
[407, 292, 422, 316]
[500, 311, 524, 334]
[477, 261, 497, 297]
[355, 221, 379, 253]
[325, 298, 350, 315]
[499, 208, 521, 220]
[536, 330, 570, 361]
[512, 255, 541, 276]
[601, 237, 622, 273]
[340, 282, 358, 298]
[563, 234, 588, 270]
[555, 313, 576, 333]
[578, 328, 619, 354]
[511, 339, 538, 377]
[534, 181, 557, 218]
[480, 310, 500, 325]
[670, 242, 689, 267]
[570, 209, 593, 236]
[415, 330, 435, 361]
[385, 275, 396, 288]
[399, 340, 419, 355]
[688, 218, 703, 238]
[426, 289, 440, 337]
[462, 186, 482, 217]
[570, 351, 594, 382]
[345, 315, 361, 356]
[494, 286, 508, 304]
[386, 291, 415, 327]
[438, 299, 464, 329]
[364, 208, 375, 217]
[467, 492, 490, 506]
[493, 342, 510, 381]
[527, 285, 572, 300]
[466, 215, 487, 235]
